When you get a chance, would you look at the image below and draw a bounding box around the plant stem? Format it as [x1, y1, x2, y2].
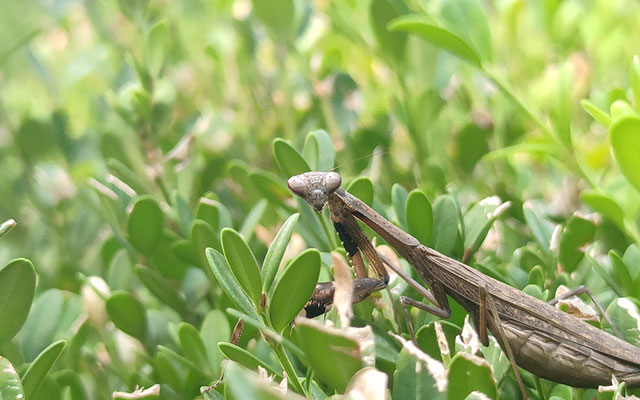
[273, 343, 306, 395]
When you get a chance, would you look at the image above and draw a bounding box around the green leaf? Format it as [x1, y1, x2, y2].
[205, 248, 259, 320]
[107, 158, 151, 195]
[0, 218, 16, 239]
[269, 249, 321, 332]
[196, 198, 220, 231]
[392, 346, 445, 400]
[221, 228, 262, 306]
[456, 124, 489, 174]
[223, 362, 294, 400]
[226, 308, 306, 362]
[610, 100, 636, 123]
[609, 115, 640, 192]
[251, 0, 295, 41]
[135, 265, 188, 316]
[551, 62, 573, 148]
[580, 99, 611, 127]
[416, 321, 461, 362]
[609, 251, 636, 298]
[273, 138, 311, 177]
[294, 319, 363, 392]
[388, 16, 482, 67]
[200, 310, 230, 379]
[173, 191, 193, 236]
[129, 54, 153, 93]
[630, 55, 640, 113]
[218, 342, 279, 376]
[604, 298, 640, 347]
[150, 230, 188, 280]
[0, 258, 36, 346]
[406, 189, 433, 245]
[392, 184, 409, 230]
[624, 244, 640, 282]
[0, 356, 24, 399]
[21, 289, 65, 362]
[262, 213, 300, 291]
[580, 190, 625, 229]
[528, 265, 545, 288]
[177, 322, 211, 375]
[346, 176, 374, 207]
[558, 215, 595, 272]
[308, 130, 335, 171]
[302, 133, 319, 171]
[107, 249, 134, 290]
[447, 353, 496, 400]
[523, 205, 553, 255]
[22, 340, 67, 399]
[370, 0, 407, 62]
[431, 195, 459, 255]
[106, 290, 147, 340]
[145, 19, 168, 77]
[192, 219, 221, 271]
[439, 0, 492, 62]
[463, 199, 508, 257]
[239, 199, 268, 240]
[250, 170, 293, 209]
[128, 196, 164, 255]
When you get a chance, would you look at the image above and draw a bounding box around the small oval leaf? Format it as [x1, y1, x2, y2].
[273, 138, 311, 177]
[262, 213, 300, 291]
[178, 322, 211, 375]
[580, 99, 611, 128]
[205, 248, 259, 320]
[218, 342, 279, 376]
[269, 249, 321, 332]
[192, 219, 221, 269]
[392, 184, 409, 230]
[135, 265, 188, 316]
[311, 130, 335, 171]
[447, 353, 496, 400]
[347, 177, 374, 207]
[106, 290, 147, 340]
[609, 116, 640, 192]
[406, 189, 433, 245]
[0, 258, 36, 346]
[431, 195, 460, 255]
[558, 215, 595, 272]
[22, 340, 67, 399]
[221, 228, 262, 306]
[128, 196, 164, 255]
[388, 16, 482, 67]
[370, 0, 408, 61]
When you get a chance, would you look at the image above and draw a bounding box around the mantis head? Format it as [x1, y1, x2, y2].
[287, 172, 342, 212]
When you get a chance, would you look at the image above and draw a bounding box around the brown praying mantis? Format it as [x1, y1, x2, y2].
[287, 171, 640, 398]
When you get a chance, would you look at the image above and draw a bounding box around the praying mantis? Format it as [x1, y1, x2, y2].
[287, 171, 640, 398]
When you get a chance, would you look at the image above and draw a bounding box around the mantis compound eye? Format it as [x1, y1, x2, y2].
[287, 175, 307, 197]
[323, 172, 342, 194]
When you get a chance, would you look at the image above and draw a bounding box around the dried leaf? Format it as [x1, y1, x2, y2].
[391, 333, 447, 392]
[455, 316, 480, 355]
[344, 367, 388, 400]
[332, 251, 353, 328]
[555, 285, 598, 322]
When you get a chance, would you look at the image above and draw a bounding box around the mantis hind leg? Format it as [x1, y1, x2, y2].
[477, 283, 529, 400]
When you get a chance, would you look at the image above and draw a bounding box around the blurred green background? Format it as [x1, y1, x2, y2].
[2, 0, 640, 399]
